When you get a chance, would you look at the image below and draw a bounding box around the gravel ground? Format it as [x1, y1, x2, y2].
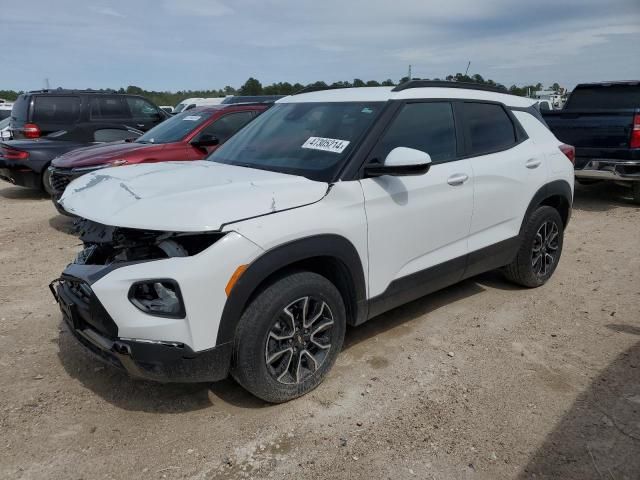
[0, 182, 639, 480]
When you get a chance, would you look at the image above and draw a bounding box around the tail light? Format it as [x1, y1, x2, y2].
[23, 123, 41, 139]
[559, 144, 575, 165]
[0, 145, 29, 160]
[631, 113, 640, 149]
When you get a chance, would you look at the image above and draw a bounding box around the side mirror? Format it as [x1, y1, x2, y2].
[364, 147, 432, 177]
[191, 134, 220, 148]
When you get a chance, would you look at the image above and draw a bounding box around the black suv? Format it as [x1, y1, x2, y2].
[10, 90, 169, 139]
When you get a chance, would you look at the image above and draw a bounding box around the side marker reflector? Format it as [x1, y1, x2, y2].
[225, 265, 248, 296]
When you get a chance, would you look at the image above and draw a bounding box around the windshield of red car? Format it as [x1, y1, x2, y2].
[135, 110, 212, 144]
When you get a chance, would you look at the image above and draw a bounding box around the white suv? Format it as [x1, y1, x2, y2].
[51, 82, 575, 402]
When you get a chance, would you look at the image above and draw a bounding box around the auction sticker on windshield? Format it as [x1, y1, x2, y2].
[183, 115, 202, 121]
[302, 137, 350, 154]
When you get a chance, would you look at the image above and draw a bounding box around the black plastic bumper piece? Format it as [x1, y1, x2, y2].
[0, 166, 41, 189]
[50, 276, 232, 383]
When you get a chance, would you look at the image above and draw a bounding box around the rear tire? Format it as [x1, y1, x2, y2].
[231, 271, 346, 403]
[504, 206, 564, 288]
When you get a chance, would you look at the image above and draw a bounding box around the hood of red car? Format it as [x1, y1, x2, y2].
[52, 141, 163, 168]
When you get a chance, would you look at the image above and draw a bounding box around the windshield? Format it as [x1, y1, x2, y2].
[0, 109, 11, 120]
[136, 110, 212, 144]
[208, 102, 383, 181]
[0, 117, 9, 128]
[174, 103, 187, 113]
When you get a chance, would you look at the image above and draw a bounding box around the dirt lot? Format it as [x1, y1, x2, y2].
[0, 182, 639, 480]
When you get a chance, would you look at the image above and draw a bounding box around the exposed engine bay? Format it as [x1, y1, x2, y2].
[73, 218, 225, 265]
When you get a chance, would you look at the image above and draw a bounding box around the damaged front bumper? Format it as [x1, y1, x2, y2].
[50, 271, 232, 383]
[48, 221, 264, 383]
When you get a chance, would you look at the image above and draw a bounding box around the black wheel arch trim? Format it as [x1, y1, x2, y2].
[522, 179, 573, 232]
[216, 234, 367, 345]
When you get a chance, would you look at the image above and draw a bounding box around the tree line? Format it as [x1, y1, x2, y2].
[0, 73, 564, 107]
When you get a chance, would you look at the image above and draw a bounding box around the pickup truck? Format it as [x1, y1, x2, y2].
[543, 81, 640, 203]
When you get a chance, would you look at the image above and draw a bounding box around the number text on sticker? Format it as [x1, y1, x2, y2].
[302, 137, 350, 154]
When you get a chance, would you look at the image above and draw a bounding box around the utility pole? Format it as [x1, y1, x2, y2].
[408, 65, 412, 80]
[464, 61, 471, 76]
[44, 78, 50, 90]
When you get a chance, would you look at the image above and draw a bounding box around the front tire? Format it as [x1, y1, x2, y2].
[575, 178, 602, 186]
[504, 206, 564, 288]
[231, 271, 346, 403]
[41, 166, 55, 196]
[632, 182, 640, 205]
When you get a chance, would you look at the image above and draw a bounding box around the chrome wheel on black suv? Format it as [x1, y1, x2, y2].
[232, 271, 345, 403]
[504, 206, 565, 288]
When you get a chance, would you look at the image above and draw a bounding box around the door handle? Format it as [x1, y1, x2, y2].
[137, 124, 145, 128]
[447, 173, 469, 186]
[526, 158, 542, 169]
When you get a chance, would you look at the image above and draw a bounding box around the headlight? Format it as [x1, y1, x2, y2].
[128, 279, 185, 318]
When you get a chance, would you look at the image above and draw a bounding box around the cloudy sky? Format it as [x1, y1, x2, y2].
[1, 0, 639, 92]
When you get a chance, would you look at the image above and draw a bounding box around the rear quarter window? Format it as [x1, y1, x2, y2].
[32, 96, 81, 123]
[90, 96, 129, 119]
[461, 102, 517, 156]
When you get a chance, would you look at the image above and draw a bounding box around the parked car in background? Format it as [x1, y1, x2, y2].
[0, 123, 142, 193]
[0, 117, 11, 141]
[51, 82, 574, 402]
[173, 97, 227, 113]
[48, 103, 270, 212]
[534, 99, 553, 112]
[159, 106, 174, 114]
[543, 81, 640, 203]
[9, 89, 169, 140]
[0, 102, 13, 121]
[221, 95, 284, 104]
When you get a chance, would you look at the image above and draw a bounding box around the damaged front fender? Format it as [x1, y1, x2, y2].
[72, 218, 227, 266]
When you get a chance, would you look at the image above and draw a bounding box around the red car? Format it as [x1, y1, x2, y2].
[48, 103, 270, 212]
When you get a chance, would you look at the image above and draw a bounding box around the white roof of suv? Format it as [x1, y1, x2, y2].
[278, 85, 535, 108]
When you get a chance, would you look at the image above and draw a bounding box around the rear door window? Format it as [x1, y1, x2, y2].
[89, 96, 130, 120]
[372, 102, 457, 163]
[565, 85, 640, 110]
[32, 96, 81, 123]
[461, 102, 517, 156]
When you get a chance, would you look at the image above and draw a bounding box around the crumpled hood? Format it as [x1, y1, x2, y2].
[52, 141, 158, 168]
[59, 161, 328, 231]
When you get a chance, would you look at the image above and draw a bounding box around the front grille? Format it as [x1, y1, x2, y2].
[66, 278, 92, 304]
[50, 171, 73, 195]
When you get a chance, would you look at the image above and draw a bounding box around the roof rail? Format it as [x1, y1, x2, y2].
[292, 85, 341, 95]
[392, 80, 508, 94]
[219, 100, 279, 106]
[27, 88, 118, 94]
